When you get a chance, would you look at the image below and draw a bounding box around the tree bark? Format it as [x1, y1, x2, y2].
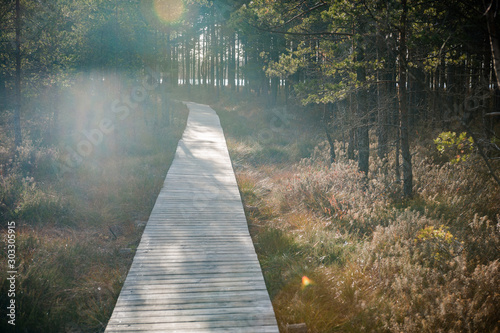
[399, 0, 413, 197]
[376, 24, 388, 160]
[14, 0, 22, 148]
[347, 93, 356, 160]
[228, 32, 236, 90]
[185, 37, 190, 87]
[486, 0, 500, 88]
[210, 20, 215, 90]
[356, 40, 369, 176]
[348, 127, 356, 160]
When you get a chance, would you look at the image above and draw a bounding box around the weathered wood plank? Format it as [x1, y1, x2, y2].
[131, 253, 259, 260]
[107, 312, 277, 325]
[106, 327, 279, 333]
[122, 273, 267, 285]
[105, 102, 278, 332]
[105, 319, 277, 331]
[110, 305, 275, 319]
[116, 281, 268, 292]
[112, 301, 274, 314]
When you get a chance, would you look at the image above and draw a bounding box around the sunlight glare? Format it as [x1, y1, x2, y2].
[301, 276, 313, 289]
[153, 0, 184, 23]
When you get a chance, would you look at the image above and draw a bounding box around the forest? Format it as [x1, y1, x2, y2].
[0, 0, 499, 332]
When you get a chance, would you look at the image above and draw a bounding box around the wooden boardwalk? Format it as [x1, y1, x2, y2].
[105, 102, 279, 332]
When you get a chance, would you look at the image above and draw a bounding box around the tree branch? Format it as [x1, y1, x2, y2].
[250, 23, 353, 38]
[283, 1, 327, 26]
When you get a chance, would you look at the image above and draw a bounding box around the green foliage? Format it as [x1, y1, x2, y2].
[416, 225, 454, 243]
[265, 48, 307, 79]
[434, 131, 474, 164]
[415, 225, 463, 267]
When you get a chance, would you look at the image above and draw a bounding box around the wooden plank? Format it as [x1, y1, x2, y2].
[134, 244, 256, 250]
[115, 289, 272, 302]
[110, 305, 275, 319]
[105, 102, 278, 332]
[106, 326, 279, 333]
[116, 281, 268, 292]
[107, 313, 277, 325]
[126, 265, 263, 274]
[104, 319, 277, 331]
[112, 301, 274, 314]
[122, 273, 267, 285]
[130, 255, 259, 262]
[131, 251, 258, 257]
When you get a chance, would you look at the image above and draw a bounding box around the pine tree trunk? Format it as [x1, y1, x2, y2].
[185, 37, 190, 87]
[197, 34, 201, 87]
[347, 93, 356, 160]
[228, 33, 236, 90]
[219, 27, 224, 91]
[14, 0, 22, 148]
[399, 0, 413, 197]
[236, 34, 240, 92]
[376, 25, 388, 159]
[210, 21, 215, 90]
[486, 1, 500, 88]
[356, 40, 369, 176]
[172, 34, 179, 87]
[348, 128, 356, 161]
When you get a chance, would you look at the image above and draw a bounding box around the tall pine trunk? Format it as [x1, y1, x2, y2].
[399, 0, 413, 197]
[376, 25, 388, 160]
[486, 0, 500, 88]
[14, 0, 22, 148]
[228, 33, 236, 90]
[356, 37, 369, 176]
[210, 21, 215, 91]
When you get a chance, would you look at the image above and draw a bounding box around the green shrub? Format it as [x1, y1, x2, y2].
[434, 131, 474, 164]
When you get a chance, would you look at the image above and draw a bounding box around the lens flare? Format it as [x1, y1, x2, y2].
[153, 0, 184, 23]
[301, 276, 313, 289]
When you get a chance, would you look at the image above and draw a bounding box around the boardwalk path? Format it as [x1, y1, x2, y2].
[105, 102, 279, 332]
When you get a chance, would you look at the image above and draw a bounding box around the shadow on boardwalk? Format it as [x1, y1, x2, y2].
[105, 102, 279, 332]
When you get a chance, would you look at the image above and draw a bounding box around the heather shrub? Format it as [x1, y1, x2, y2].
[236, 137, 500, 332]
[412, 153, 500, 266]
[413, 154, 500, 221]
[363, 209, 500, 332]
[273, 143, 387, 235]
[462, 214, 500, 267]
[217, 98, 500, 331]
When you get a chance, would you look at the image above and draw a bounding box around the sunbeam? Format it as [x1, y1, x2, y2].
[153, 0, 184, 23]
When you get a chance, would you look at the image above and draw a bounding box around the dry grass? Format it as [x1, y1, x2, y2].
[218, 100, 500, 333]
[0, 91, 188, 332]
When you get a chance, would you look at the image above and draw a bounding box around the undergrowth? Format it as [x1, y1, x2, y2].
[218, 97, 500, 333]
[0, 82, 188, 332]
